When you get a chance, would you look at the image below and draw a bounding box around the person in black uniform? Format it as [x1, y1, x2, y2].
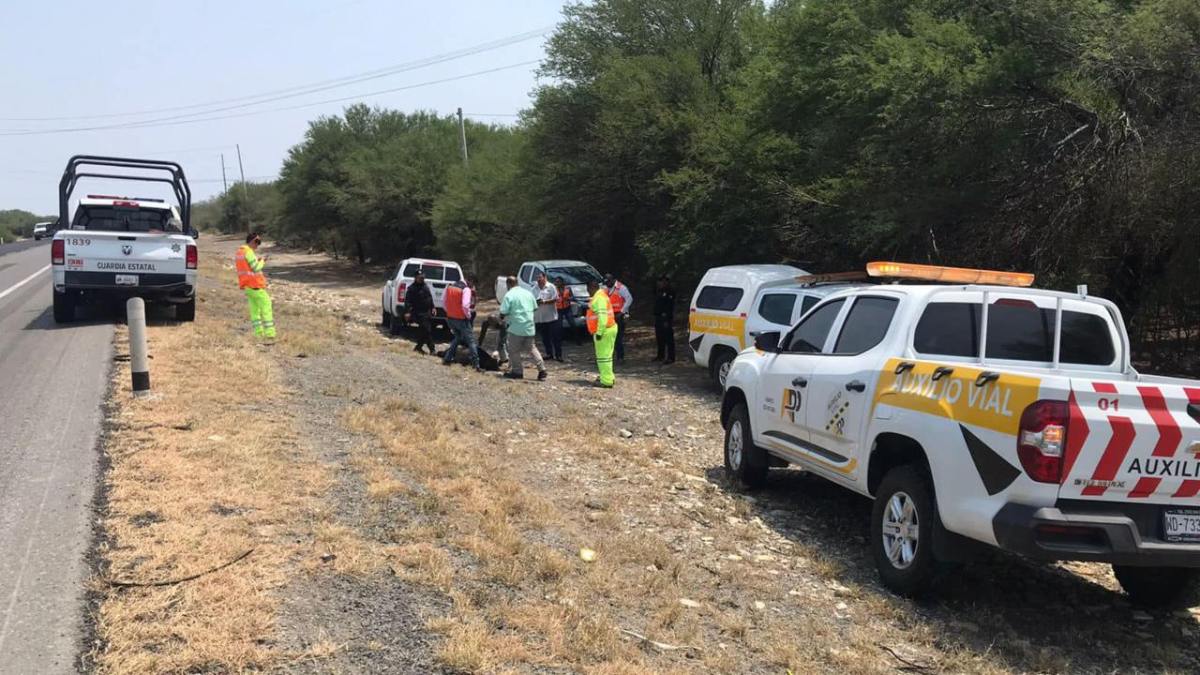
[405, 270, 437, 355]
[652, 274, 677, 364]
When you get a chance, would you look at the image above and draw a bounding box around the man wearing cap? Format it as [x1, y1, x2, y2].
[235, 232, 276, 341]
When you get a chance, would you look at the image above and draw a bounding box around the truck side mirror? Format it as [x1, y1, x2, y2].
[754, 331, 782, 353]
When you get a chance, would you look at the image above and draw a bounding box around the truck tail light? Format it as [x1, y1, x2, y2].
[186, 244, 198, 270]
[51, 239, 65, 265]
[396, 282, 407, 302]
[1017, 400, 1068, 483]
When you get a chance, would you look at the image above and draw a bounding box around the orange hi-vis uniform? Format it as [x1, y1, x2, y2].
[235, 245, 266, 289]
[588, 288, 617, 387]
[235, 244, 274, 339]
[444, 284, 468, 320]
[609, 281, 627, 314]
[556, 286, 573, 312]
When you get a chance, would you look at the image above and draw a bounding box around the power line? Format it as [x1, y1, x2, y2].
[0, 61, 541, 137]
[0, 27, 552, 124]
[465, 112, 522, 117]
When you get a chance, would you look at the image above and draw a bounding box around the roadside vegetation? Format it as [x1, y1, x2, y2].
[192, 0, 1200, 375]
[0, 208, 53, 241]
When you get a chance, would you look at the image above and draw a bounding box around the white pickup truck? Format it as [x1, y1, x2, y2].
[52, 156, 198, 323]
[495, 260, 603, 329]
[722, 262, 1200, 606]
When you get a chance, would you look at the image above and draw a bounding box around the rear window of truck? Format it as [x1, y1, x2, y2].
[696, 285, 744, 312]
[72, 206, 173, 232]
[914, 301, 1116, 365]
[402, 264, 461, 282]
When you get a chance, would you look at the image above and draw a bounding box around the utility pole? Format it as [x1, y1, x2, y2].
[236, 144, 249, 232]
[220, 154, 228, 195]
[456, 107, 469, 167]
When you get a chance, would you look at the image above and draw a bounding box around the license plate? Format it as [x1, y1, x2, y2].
[1164, 510, 1200, 543]
[115, 274, 139, 286]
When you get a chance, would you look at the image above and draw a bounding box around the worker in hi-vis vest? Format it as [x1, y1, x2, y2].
[586, 279, 617, 388]
[235, 232, 276, 341]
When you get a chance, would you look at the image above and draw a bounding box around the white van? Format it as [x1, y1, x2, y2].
[689, 265, 858, 388]
[381, 257, 464, 335]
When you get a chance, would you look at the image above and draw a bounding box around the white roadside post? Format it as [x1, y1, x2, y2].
[127, 298, 150, 396]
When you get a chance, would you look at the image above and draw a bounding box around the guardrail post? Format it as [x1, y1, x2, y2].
[127, 298, 150, 396]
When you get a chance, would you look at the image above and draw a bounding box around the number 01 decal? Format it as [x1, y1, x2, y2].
[1097, 397, 1119, 412]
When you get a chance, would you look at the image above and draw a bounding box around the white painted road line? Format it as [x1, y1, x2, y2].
[0, 264, 50, 302]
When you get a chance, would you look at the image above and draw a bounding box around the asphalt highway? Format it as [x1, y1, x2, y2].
[0, 239, 112, 673]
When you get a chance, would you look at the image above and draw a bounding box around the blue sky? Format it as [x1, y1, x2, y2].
[0, 0, 567, 214]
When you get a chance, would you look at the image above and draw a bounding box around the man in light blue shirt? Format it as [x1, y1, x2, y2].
[498, 276, 547, 381]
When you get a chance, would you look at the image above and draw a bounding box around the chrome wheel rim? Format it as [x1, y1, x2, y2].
[727, 420, 744, 471]
[881, 491, 919, 570]
[718, 361, 731, 388]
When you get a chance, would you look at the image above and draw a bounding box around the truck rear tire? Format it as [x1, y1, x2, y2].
[176, 298, 196, 322]
[382, 308, 391, 328]
[872, 466, 940, 597]
[724, 402, 769, 489]
[1114, 566, 1199, 608]
[389, 312, 403, 335]
[53, 290, 75, 324]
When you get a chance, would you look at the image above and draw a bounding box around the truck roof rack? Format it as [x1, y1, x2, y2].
[59, 155, 191, 229]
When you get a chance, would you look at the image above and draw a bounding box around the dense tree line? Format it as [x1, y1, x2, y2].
[195, 0, 1200, 372]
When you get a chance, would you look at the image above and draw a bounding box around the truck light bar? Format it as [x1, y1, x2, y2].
[867, 261, 1035, 287]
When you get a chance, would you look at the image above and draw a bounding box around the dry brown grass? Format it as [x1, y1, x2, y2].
[89, 260, 333, 673]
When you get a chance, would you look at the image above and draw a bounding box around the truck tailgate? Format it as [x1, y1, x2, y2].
[1062, 380, 1200, 505]
[63, 232, 189, 276]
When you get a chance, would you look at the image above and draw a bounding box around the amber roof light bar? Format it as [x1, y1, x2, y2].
[866, 261, 1035, 287]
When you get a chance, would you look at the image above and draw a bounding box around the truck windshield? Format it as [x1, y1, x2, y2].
[546, 265, 602, 285]
[72, 206, 175, 233]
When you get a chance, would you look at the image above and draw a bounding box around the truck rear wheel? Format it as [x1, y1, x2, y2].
[709, 348, 736, 389]
[389, 311, 403, 335]
[382, 307, 391, 328]
[176, 298, 196, 322]
[1114, 566, 1199, 608]
[872, 466, 940, 597]
[724, 402, 768, 489]
[53, 290, 75, 324]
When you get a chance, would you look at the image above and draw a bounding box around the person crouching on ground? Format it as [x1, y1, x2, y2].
[235, 232, 276, 342]
[498, 276, 547, 381]
[405, 270, 437, 355]
[442, 276, 480, 371]
[587, 279, 617, 388]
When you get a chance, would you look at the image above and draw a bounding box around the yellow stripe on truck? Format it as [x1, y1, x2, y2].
[872, 358, 1041, 436]
[689, 313, 747, 349]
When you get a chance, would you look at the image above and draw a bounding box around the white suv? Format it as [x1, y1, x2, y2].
[722, 263, 1200, 606]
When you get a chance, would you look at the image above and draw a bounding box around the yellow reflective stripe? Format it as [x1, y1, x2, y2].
[871, 358, 1042, 436]
[688, 312, 747, 349]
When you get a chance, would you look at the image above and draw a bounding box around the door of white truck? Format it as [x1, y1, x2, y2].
[803, 295, 901, 478]
[756, 298, 848, 458]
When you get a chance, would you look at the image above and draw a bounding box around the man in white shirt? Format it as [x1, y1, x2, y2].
[532, 271, 560, 362]
[605, 273, 633, 362]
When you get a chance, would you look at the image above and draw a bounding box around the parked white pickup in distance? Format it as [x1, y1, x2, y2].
[380, 257, 464, 335]
[495, 259, 603, 329]
[722, 263, 1200, 607]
